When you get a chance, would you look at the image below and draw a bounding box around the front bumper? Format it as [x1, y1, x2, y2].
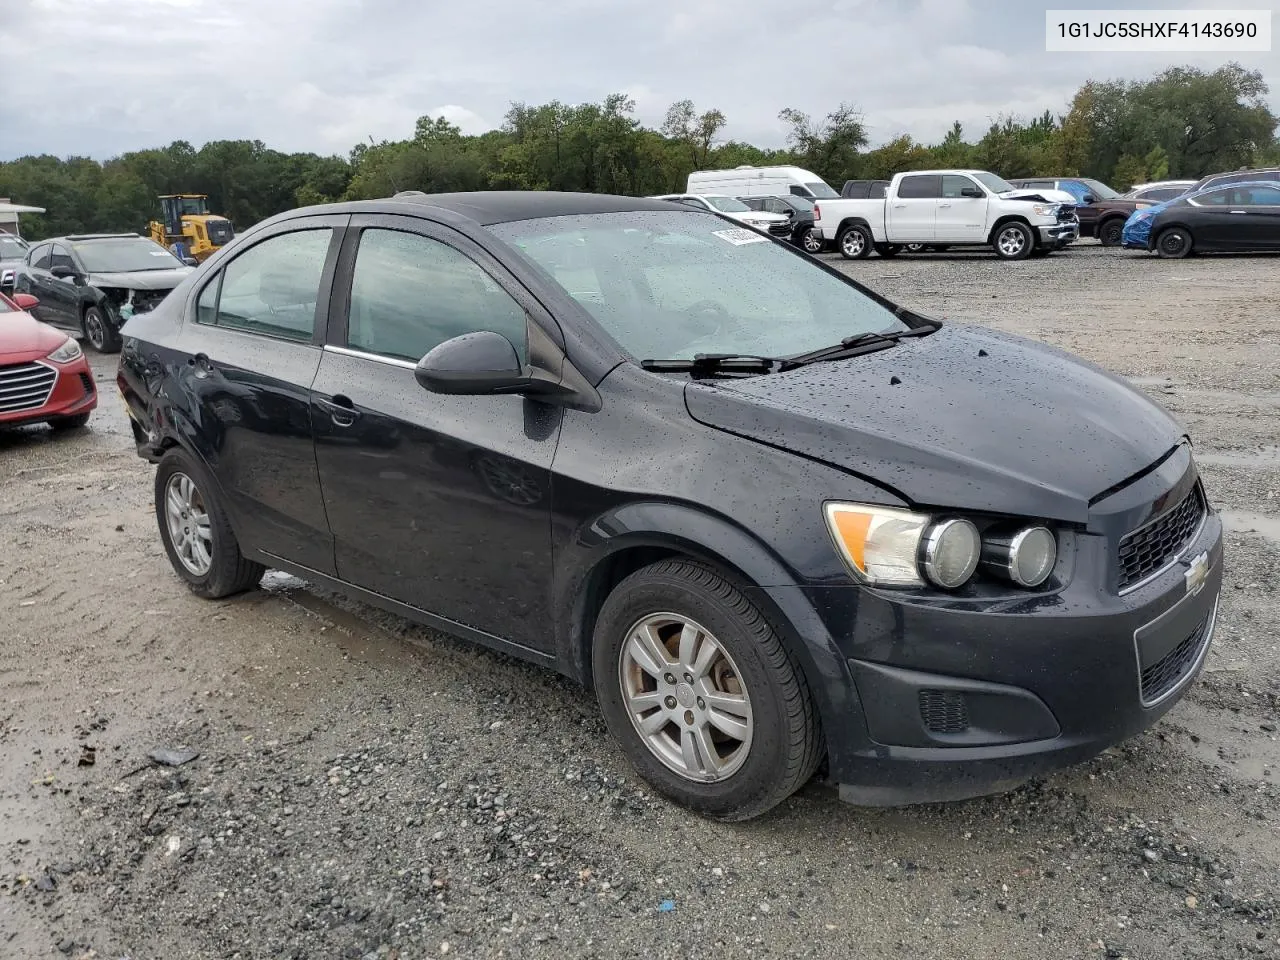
[1038, 222, 1079, 245]
[0, 358, 98, 427]
[765, 458, 1224, 806]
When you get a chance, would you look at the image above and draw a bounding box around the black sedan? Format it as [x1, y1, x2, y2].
[118, 191, 1223, 821]
[738, 195, 822, 253]
[14, 233, 195, 352]
[1122, 181, 1280, 257]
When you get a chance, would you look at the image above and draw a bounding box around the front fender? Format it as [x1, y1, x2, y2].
[553, 501, 869, 771]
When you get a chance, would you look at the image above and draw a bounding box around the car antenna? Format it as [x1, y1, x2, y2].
[370, 135, 402, 195]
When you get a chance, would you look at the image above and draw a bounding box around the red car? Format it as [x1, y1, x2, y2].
[0, 291, 97, 430]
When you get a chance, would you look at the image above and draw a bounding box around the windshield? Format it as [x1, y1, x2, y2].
[975, 172, 1017, 194]
[804, 181, 839, 199]
[492, 210, 906, 362]
[0, 236, 28, 260]
[1079, 178, 1120, 200]
[72, 238, 184, 273]
[704, 196, 750, 213]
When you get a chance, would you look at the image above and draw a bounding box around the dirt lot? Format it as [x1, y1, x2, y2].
[2, 241, 1278, 960]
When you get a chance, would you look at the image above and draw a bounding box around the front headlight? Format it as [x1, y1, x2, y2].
[825, 503, 1052, 590]
[1032, 204, 1055, 216]
[824, 504, 979, 589]
[46, 337, 83, 364]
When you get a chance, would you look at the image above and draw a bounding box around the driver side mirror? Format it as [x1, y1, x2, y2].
[51, 264, 80, 280]
[959, 186, 985, 199]
[182, 256, 199, 268]
[415, 330, 563, 397]
[1082, 193, 1098, 204]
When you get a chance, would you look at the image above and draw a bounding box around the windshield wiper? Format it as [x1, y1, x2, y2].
[786, 321, 939, 366]
[640, 353, 790, 376]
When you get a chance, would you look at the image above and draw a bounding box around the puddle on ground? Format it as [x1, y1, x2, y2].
[1195, 446, 1280, 469]
[1219, 510, 1280, 544]
[1172, 702, 1280, 785]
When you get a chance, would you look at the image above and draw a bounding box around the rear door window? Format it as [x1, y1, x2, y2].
[897, 175, 942, 199]
[1241, 185, 1280, 205]
[208, 228, 333, 342]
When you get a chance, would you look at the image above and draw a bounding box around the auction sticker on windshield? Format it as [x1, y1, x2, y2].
[712, 228, 768, 245]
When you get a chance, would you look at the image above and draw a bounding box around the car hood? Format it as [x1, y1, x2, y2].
[0, 310, 72, 360]
[683, 325, 1183, 523]
[87, 267, 193, 289]
[999, 188, 1077, 206]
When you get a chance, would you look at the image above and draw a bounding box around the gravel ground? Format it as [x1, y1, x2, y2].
[1, 241, 1278, 960]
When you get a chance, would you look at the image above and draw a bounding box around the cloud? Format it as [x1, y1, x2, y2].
[0, 0, 1275, 161]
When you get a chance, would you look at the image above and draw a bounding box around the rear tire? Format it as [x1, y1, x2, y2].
[82, 306, 121, 354]
[1098, 218, 1125, 247]
[1156, 227, 1193, 259]
[592, 559, 823, 821]
[50, 412, 91, 430]
[154, 448, 265, 599]
[837, 224, 871, 260]
[800, 228, 824, 255]
[992, 221, 1034, 261]
[874, 243, 902, 258]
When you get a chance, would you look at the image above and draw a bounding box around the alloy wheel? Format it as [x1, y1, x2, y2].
[164, 472, 214, 576]
[840, 229, 865, 258]
[618, 613, 754, 782]
[997, 226, 1027, 257]
[802, 229, 823, 254]
[85, 311, 106, 351]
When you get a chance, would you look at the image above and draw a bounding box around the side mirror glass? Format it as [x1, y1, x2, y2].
[12, 293, 39, 311]
[182, 256, 199, 267]
[415, 331, 532, 396]
[1082, 193, 1097, 204]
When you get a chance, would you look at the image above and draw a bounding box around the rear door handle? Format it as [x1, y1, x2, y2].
[938, 203, 952, 208]
[318, 394, 359, 427]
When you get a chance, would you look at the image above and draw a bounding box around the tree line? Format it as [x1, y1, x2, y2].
[2, 63, 1276, 241]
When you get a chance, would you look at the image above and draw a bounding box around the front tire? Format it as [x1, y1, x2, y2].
[837, 224, 871, 260]
[82, 306, 121, 354]
[1156, 227, 1193, 259]
[154, 448, 265, 599]
[992, 221, 1034, 260]
[1098, 218, 1125, 247]
[874, 243, 902, 258]
[800, 228, 824, 255]
[592, 559, 823, 821]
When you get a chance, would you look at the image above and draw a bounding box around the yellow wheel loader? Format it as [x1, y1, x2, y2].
[147, 195, 235, 263]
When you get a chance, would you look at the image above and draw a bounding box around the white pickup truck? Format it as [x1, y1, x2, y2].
[812, 170, 1080, 261]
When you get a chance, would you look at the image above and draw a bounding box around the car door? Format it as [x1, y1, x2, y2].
[935, 174, 989, 242]
[177, 214, 346, 574]
[1236, 185, 1280, 248]
[45, 243, 85, 328]
[1186, 187, 1248, 247]
[890, 175, 940, 241]
[311, 214, 561, 653]
[19, 243, 61, 326]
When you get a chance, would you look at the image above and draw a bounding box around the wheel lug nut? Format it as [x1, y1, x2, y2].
[683, 673, 693, 684]
[664, 673, 676, 686]
[683, 710, 694, 725]
[664, 696, 676, 709]
[696, 697, 705, 710]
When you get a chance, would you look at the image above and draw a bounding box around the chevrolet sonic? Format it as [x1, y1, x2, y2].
[117, 191, 1224, 821]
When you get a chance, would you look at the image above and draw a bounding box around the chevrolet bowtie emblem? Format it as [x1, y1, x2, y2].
[1184, 551, 1210, 596]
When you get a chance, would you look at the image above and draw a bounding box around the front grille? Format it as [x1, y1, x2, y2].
[919, 690, 969, 734]
[1118, 485, 1206, 591]
[1057, 206, 1079, 223]
[78, 372, 96, 397]
[0, 361, 56, 413]
[1140, 610, 1212, 704]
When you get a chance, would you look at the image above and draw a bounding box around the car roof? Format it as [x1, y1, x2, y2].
[1188, 179, 1280, 195]
[59, 233, 147, 242]
[383, 191, 683, 225]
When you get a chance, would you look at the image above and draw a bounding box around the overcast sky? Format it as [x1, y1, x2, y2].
[1, 0, 1276, 162]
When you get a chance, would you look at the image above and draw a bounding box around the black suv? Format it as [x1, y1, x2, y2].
[118, 191, 1223, 821]
[15, 233, 195, 352]
[738, 195, 821, 253]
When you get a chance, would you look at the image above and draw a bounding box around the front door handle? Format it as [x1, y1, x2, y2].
[318, 394, 359, 427]
[938, 203, 952, 208]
